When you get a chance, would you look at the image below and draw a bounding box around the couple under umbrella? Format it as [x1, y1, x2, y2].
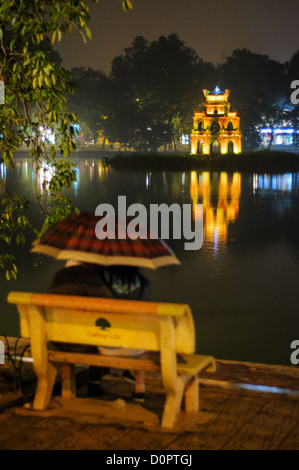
[31, 212, 180, 401]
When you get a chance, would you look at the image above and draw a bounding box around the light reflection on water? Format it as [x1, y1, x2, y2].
[190, 171, 241, 256]
[1, 153, 299, 366]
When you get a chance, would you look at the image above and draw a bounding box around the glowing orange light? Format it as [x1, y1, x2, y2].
[190, 171, 241, 247]
[191, 88, 242, 156]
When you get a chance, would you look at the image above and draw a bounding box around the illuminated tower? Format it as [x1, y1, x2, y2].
[190, 86, 242, 155]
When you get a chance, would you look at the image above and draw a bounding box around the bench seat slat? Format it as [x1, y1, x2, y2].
[177, 354, 216, 376]
[48, 350, 160, 373]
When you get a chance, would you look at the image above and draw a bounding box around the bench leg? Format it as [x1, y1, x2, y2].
[33, 362, 57, 410]
[61, 363, 76, 400]
[184, 374, 200, 413]
[29, 307, 57, 410]
[161, 378, 184, 428]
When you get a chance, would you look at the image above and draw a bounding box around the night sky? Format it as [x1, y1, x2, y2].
[56, 0, 299, 73]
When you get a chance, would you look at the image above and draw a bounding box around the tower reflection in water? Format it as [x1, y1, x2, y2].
[190, 171, 241, 250]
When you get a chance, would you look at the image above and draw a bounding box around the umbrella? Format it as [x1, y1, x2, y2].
[31, 212, 181, 270]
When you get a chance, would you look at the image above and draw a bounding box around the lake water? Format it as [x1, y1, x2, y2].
[1, 152, 299, 366]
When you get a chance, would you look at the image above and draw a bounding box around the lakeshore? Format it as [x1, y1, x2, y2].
[108, 150, 299, 173]
[11, 148, 299, 173]
[0, 336, 299, 450]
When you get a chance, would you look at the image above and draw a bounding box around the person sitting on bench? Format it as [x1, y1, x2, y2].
[48, 260, 151, 402]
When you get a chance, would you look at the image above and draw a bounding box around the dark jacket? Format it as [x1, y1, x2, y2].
[48, 263, 151, 357]
[49, 264, 151, 301]
[49, 264, 113, 298]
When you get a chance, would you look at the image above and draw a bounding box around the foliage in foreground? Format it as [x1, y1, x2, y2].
[0, 0, 128, 279]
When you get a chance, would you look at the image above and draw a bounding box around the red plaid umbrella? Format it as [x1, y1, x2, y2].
[31, 212, 180, 270]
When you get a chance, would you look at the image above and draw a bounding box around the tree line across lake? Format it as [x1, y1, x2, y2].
[66, 34, 299, 152]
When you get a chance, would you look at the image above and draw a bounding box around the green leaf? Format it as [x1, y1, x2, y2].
[122, 0, 133, 11]
[52, 30, 57, 44]
[85, 26, 92, 40]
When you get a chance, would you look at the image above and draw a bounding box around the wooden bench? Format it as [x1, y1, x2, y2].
[7, 291, 216, 428]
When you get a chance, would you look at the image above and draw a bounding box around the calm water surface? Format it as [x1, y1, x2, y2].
[1, 153, 299, 366]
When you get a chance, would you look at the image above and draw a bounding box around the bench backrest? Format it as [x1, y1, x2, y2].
[7, 292, 195, 355]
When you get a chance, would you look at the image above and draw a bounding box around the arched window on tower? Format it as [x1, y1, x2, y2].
[227, 121, 234, 131]
[228, 141, 234, 153]
[211, 121, 220, 134]
[197, 141, 203, 154]
[210, 140, 221, 154]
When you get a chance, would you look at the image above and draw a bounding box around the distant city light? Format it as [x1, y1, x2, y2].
[260, 128, 298, 134]
[181, 134, 189, 145]
[38, 126, 55, 144]
[259, 127, 299, 146]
